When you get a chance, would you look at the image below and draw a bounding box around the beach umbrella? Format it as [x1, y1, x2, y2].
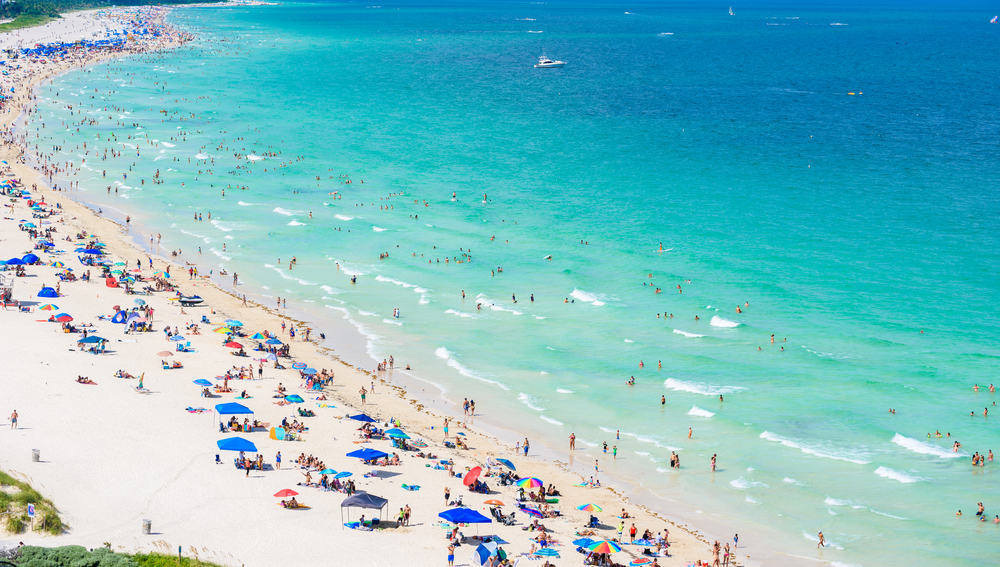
[515, 477, 543, 489]
[266, 337, 283, 345]
[572, 537, 596, 548]
[250, 332, 266, 340]
[519, 506, 544, 518]
[473, 541, 498, 566]
[133, 299, 146, 306]
[54, 313, 73, 322]
[113, 261, 126, 266]
[169, 335, 186, 342]
[345, 448, 388, 461]
[214, 327, 233, 334]
[385, 428, 410, 439]
[301, 368, 317, 375]
[333, 471, 353, 479]
[348, 413, 376, 423]
[21, 222, 35, 228]
[534, 549, 559, 557]
[153, 271, 170, 278]
[38, 304, 58, 311]
[78, 336, 106, 344]
[273, 489, 298, 498]
[284, 394, 304, 403]
[291, 362, 307, 370]
[193, 379, 212, 387]
[225, 341, 243, 349]
[37, 286, 58, 298]
[225, 319, 243, 327]
[49, 261, 64, 268]
[157, 351, 173, 357]
[438, 507, 492, 525]
[21, 253, 38, 264]
[110, 270, 123, 275]
[5, 258, 24, 265]
[269, 427, 286, 441]
[495, 458, 515, 471]
[483, 499, 504, 507]
[577, 503, 603, 512]
[81, 249, 103, 255]
[216, 437, 257, 452]
[463, 466, 482, 487]
[318, 469, 337, 475]
[586, 540, 622, 554]
[630, 559, 654, 566]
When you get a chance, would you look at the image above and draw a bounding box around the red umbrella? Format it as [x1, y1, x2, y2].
[225, 341, 243, 349]
[55, 314, 73, 322]
[273, 489, 298, 497]
[463, 466, 482, 487]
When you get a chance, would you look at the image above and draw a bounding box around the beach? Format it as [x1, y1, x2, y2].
[0, 8, 722, 566]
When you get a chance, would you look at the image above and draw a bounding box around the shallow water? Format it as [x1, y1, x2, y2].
[25, 1, 1000, 564]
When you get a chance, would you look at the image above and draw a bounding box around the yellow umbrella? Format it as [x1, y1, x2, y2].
[214, 327, 234, 334]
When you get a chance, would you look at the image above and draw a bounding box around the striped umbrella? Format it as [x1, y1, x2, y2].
[214, 327, 233, 334]
[291, 362, 307, 370]
[630, 559, 654, 566]
[515, 477, 543, 488]
[577, 503, 603, 512]
[587, 540, 622, 554]
[39, 304, 58, 311]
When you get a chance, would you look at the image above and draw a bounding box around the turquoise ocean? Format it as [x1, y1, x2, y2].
[23, 1, 1000, 564]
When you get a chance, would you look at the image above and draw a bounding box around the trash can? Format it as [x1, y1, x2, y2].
[31, 449, 39, 462]
[142, 519, 151, 534]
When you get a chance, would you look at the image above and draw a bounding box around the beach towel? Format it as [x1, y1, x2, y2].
[186, 407, 208, 413]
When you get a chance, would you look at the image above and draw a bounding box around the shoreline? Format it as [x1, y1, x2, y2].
[0, 5, 766, 566]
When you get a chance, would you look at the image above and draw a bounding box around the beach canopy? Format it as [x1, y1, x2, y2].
[345, 448, 388, 461]
[341, 492, 388, 510]
[37, 286, 58, 298]
[21, 253, 38, 264]
[438, 507, 492, 524]
[495, 458, 515, 471]
[5, 258, 24, 265]
[216, 402, 253, 415]
[348, 413, 377, 423]
[217, 437, 257, 452]
[78, 335, 106, 344]
[284, 394, 304, 403]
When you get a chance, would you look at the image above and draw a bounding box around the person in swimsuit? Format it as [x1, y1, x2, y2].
[447, 543, 455, 566]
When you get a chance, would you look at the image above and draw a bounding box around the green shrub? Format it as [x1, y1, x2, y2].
[5, 514, 25, 533]
[40, 510, 63, 535]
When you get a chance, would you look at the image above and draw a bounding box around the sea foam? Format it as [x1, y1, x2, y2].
[891, 434, 962, 459]
[710, 315, 740, 328]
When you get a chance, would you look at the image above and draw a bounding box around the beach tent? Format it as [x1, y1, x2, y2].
[217, 437, 257, 452]
[345, 448, 388, 461]
[21, 253, 38, 264]
[473, 541, 499, 566]
[215, 402, 253, 415]
[78, 335, 106, 344]
[269, 427, 286, 441]
[340, 491, 388, 527]
[348, 413, 377, 423]
[37, 287, 58, 298]
[111, 311, 128, 324]
[6, 258, 24, 265]
[438, 507, 492, 524]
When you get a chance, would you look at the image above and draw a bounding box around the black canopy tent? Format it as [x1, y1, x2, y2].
[341, 492, 389, 528]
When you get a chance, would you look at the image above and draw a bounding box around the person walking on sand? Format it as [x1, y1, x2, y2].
[447, 543, 455, 566]
[817, 531, 825, 548]
[443, 418, 450, 440]
[9, 409, 17, 430]
[276, 451, 282, 470]
[359, 386, 367, 405]
[569, 432, 576, 450]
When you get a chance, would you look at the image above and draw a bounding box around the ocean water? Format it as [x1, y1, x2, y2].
[23, 1, 1000, 564]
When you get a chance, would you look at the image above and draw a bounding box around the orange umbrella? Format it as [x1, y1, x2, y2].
[273, 489, 298, 497]
[484, 499, 505, 506]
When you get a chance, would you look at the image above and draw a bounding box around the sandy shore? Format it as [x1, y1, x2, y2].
[0, 7, 735, 567]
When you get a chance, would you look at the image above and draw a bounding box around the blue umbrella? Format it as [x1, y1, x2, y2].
[5, 258, 23, 265]
[21, 253, 38, 264]
[318, 468, 337, 475]
[346, 448, 388, 461]
[284, 394, 304, 403]
[78, 336, 106, 344]
[301, 368, 317, 375]
[265, 337, 283, 345]
[438, 507, 492, 524]
[573, 537, 596, 547]
[193, 379, 212, 387]
[495, 458, 516, 471]
[348, 413, 376, 423]
[80, 248, 103, 255]
[333, 471, 353, 479]
[225, 319, 243, 327]
[217, 437, 257, 452]
[534, 548, 560, 557]
[385, 428, 410, 439]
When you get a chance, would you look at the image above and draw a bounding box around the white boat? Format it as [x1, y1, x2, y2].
[534, 56, 566, 68]
[991, 15, 998, 24]
[729, 6, 735, 16]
